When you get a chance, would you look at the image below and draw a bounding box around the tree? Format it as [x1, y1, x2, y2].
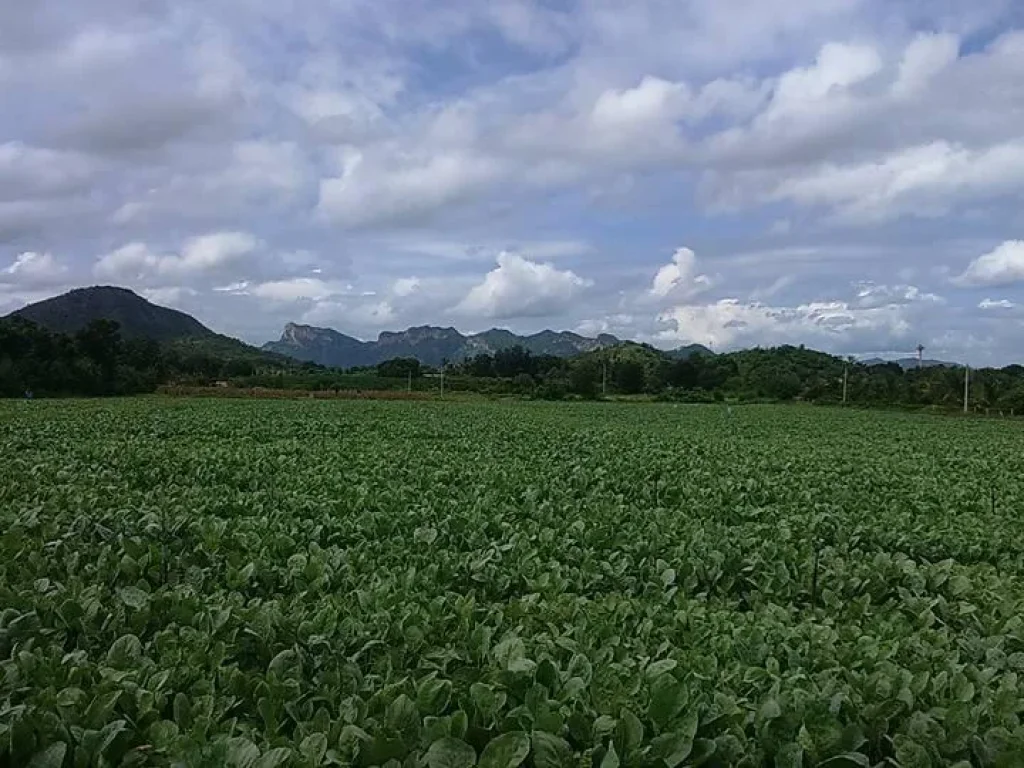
[568, 359, 600, 398]
[75, 319, 122, 392]
[494, 346, 532, 377]
[377, 357, 422, 378]
[614, 360, 646, 394]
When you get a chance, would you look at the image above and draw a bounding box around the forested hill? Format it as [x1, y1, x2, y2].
[9, 286, 213, 341]
[0, 316, 304, 397]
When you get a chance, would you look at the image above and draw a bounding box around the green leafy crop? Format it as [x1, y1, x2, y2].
[2, 398, 1024, 766]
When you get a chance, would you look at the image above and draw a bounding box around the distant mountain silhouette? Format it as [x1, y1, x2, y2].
[9, 286, 213, 341]
[263, 322, 709, 368]
[6, 286, 713, 371]
[7, 286, 283, 364]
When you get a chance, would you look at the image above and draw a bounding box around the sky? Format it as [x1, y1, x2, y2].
[1, 1, 1024, 365]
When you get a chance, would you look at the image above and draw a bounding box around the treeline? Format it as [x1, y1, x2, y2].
[442, 344, 1024, 412]
[0, 318, 298, 397]
[5, 317, 1024, 412]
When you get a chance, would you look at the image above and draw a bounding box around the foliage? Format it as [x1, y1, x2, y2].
[7, 313, 1024, 412]
[377, 358, 423, 379]
[0, 318, 299, 397]
[3, 399, 1024, 766]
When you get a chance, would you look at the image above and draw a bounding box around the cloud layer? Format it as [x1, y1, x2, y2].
[1, 1, 1023, 363]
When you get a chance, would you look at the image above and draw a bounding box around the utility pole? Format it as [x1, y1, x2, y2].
[842, 362, 848, 405]
[963, 365, 970, 414]
[440, 367, 445, 397]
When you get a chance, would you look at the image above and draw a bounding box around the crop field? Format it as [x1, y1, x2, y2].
[3, 399, 1024, 767]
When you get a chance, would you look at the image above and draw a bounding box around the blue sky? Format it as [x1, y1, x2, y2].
[1, 0, 1023, 364]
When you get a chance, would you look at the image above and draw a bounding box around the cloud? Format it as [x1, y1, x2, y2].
[892, 33, 959, 97]
[3, 1, 1024, 364]
[392, 277, 421, 297]
[455, 252, 591, 319]
[979, 298, 1016, 310]
[656, 297, 915, 351]
[94, 231, 258, 282]
[247, 277, 351, 302]
[317, 151, 504, 228]
[141, 286, 198, 308]
[0, 142, 98, 201]
[301, 298, 396, 329]
[649, 247, 712, 300]
[953, 241, 1024, 287]
[852, 281, 942, 308]
[1, 251, 68, 286]
[723, 141, 1024, 223]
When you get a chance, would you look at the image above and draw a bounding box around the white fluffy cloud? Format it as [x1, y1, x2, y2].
[953, 241, 1024, 287]
[649, 247, 712, 300]
[979, 298, 1016, 310]
[764, 141, 1024, 222]
[853, 282, 942, 309]
[140, 286, 198, 308]
[94, 232, 258, 283]
[455, 252, 591, 319]
[1, 251, 67, 286]
[318, 151, 503, 228]
[248, 278, 351, 302]
[656, 298, 914, 350]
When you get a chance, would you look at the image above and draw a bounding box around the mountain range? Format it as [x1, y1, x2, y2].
[4, 286, 713, 370]
[263, 322, 712, 368]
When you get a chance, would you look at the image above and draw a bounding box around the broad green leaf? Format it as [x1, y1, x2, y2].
[648, 675, 687, 730]
[118, 586, 149, 610]
[226, 737, 260, 768]
[892, 737, 930, 768]
[267, 649, 300, 679]
[418, 676, 453, 716]
[649, 711, 698, 768]
[774, 743, 802, 768]
[816, 753, 869, 768]
[531, 731, 572, 768]
[28, 742, 67, 768]
[600, 743, 620, 768]
[388, 694, 420, 737]
[425, 737, 477, 768]
[97, 720, 127, 756]
[173, 692, 192, 730]
[106, 634, 142, 668]
[478, 732, 530, 768]
[254, 747, 293, 768]
[299, 733, 328, 765]
[645, 659, 678, 680]
[758, 697, 782, 724]
[615, 709, 644, 754]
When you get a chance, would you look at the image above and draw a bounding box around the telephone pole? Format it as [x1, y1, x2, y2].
[963, 365, 970, 414]
[842, 361, 848, 405]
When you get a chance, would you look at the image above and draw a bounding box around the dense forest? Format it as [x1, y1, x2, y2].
[3, 315, 1024, 412]
[0, 317, 301, 397]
